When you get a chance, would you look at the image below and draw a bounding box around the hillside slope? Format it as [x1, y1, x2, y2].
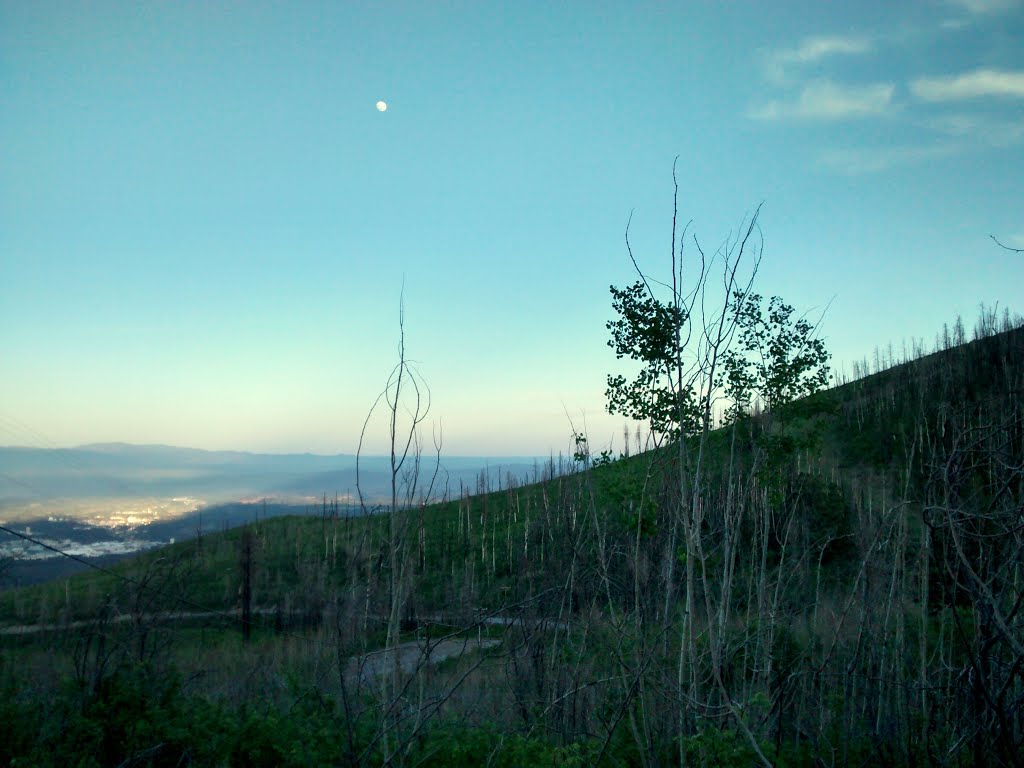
[1, 324, 1022, 767]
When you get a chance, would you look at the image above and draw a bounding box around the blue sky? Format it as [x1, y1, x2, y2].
[2, 1, 1022, 456]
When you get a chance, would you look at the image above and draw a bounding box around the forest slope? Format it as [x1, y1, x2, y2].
[1, 323, 1022, 767]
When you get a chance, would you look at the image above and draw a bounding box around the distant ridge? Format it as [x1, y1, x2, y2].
[0, 442, 545, 510]
[72, 442, 351, 459]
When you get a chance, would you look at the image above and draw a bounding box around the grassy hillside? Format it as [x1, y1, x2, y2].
[1, 323, 1022, 766]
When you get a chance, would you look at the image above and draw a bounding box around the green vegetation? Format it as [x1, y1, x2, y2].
[3, 321, 1023, 765]
[2, 188, 1022, 765]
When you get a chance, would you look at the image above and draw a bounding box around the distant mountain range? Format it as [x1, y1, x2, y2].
[0, 442, 543, 507]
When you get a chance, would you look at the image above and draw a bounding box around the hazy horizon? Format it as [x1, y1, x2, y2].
[0, 440, 549, 460]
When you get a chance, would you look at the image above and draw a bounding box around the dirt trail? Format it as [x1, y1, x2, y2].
[345, 636, 500, 682]
[1, 610, 503, 680]
[1, 610, 566, 680]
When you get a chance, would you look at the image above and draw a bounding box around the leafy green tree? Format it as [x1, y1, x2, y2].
[720, 292, 831, 422]
[605, 281, 697, 440]
[605, 274, 830, 439]
[601, 172, 833, 768]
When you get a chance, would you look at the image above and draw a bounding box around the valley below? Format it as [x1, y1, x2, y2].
[0, 445, 541, 587]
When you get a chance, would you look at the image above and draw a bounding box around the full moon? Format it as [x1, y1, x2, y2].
[376, 100, 387, 112]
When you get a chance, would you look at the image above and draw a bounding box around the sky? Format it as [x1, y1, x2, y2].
[2, 0, 1022, 457]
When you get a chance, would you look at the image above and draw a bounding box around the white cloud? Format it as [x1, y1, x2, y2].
[751, 80, 895, 121]
[818, 144, 959, 174]
[816, 111, 1024, 174]
[911, 68, 1024, 100]
[763, 35, 874, 83]
[946, 0, 1019, 14]
[929, 113, 1024, 146]
[781, 35, 873, 64]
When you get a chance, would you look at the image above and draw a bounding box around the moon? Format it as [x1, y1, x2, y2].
[376, 100, 388, 112]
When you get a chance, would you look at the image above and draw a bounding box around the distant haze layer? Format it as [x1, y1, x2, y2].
[0, 443, 546, 521]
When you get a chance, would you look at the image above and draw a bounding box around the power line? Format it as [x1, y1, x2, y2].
[0, 411, 165, 500]
[0, 471, 41, 497]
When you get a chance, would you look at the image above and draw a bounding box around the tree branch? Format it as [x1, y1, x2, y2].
[990, 235, 1023, 253]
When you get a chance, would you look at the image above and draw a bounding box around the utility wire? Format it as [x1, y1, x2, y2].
[0, 438, 306, 638]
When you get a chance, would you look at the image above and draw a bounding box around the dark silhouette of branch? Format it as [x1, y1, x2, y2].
[990, 235, 1023, 253]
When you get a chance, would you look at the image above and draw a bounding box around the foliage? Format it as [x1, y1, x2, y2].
[681, 727, 759, 768]
[721, 293, 831, 420]
[605, 280, 697, 438]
